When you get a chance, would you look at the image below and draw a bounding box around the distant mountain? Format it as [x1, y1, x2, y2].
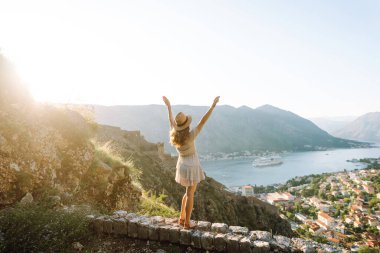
[93, 104, 365, 154]
[94, 105, 361, 153]
[334, 112, 380, 142]
[309, 116, 356, 134]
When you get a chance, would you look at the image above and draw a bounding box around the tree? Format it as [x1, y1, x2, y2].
[333, 208, 340, 218]
[319, 191, 327, 200]
[368, 197, 380, 208]
[358, 246, 380, 253]
[314, 236, 328, 244]
[327, 194, 336, 202]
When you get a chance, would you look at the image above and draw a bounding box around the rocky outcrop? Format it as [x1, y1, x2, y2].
[0, 103, 140, 210]
[88, 211, 342, 253]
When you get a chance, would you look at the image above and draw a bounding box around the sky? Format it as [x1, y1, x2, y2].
[0, 0, 379, 118]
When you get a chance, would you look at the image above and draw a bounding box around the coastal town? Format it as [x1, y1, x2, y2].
[237, 158, 380, 252]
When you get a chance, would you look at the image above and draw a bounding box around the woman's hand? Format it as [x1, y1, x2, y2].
[212, 96, 220, 108]
[162, 96, 171, 107]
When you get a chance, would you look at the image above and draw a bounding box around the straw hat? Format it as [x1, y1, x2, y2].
[174, 112, 192, 131]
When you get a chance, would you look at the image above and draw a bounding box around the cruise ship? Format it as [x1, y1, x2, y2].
[252, 156, 283, 167]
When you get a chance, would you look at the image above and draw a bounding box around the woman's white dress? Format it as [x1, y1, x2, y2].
[174, 128, 206, 187]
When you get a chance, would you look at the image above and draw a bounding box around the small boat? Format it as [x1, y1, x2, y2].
[252, 156, 283, 167]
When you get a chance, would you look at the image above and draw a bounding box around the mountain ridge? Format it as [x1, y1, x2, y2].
[334, 112, 380, 142]
[93, 104, 366, 154]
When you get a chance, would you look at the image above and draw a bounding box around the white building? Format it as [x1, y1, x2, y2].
[345, 217, 354, 224]
[368, 216, 379, 226]
[316, 211, 334, 230]
[242, 185, 255, 196]
[295, 213, 308, 223]
[266, 192, 294, 205]
[309, 197, 330, 212]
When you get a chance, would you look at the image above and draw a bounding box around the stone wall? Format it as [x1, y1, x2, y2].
[88, 211, 342, 253]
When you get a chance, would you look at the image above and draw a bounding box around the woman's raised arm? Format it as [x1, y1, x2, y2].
[196, 96, 220, 132]
[163, 96, 175, 129]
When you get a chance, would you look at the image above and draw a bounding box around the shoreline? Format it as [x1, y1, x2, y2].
[227, 157, 379, 194]
[198, 143, 379, 162]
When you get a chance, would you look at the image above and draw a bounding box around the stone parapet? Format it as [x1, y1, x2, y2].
[89, 211, 342, 253]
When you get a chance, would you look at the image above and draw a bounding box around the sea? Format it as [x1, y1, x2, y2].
[201, 145, 380, 187]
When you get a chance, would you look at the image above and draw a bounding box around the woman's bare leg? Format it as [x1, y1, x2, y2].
[185, 183, 197, 225]
[179, 193, 187, 223]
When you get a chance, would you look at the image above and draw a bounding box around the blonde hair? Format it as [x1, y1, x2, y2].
[170, 127, 190, 147]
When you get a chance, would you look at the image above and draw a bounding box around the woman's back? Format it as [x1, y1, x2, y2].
[176, 128, 200, 157]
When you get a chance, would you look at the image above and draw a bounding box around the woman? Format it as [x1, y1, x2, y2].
[162, 96, 220, 229]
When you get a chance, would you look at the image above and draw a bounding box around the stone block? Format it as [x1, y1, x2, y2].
[240, 237, 252, 253]
[103, 218, 113, 234]
[227, 234, 243, 253]
[196, 221, 211, 231]
[93, 216, 105, 234]
[291, 238, 317, 253]
[303, 245, 317, 253]
[164, 217, 178, 225]
[272, 235, 291, 252]
[252, 240, 270, 253]
[148, 224, 160, 241]
[249, 231, 272, 242]
[211, 223, 229, 233]
[139, 216, 152, 224]
[128, 218, 139, 238]
[214, 233, 227, 252]
[85, 214, 96, 221]
[125, 213, 138, 221]
[229, 226, 249, 235]
[169, 226, 180, 243]
[191, 230, 202, 249]
[179, 229, 192, 245]
[113, 218, 128, 235]
[137, 222, 149, 240]
[85, 214, 96, 231]
[159, 225, 171, 242]
[113, 210, 128, 218]
[274, 235, 291, 247]
[150, 216, 165, 224]
[201, 231, 214, 251]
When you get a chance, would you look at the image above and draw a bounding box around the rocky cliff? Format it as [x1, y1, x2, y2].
[0, 55, 140, 210]
[0, 103, 141, 211]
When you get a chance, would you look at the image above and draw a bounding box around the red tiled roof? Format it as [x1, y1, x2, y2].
[366, 240, 379, 247]
[328, 238, 340, 243]
[318, 211, 332, 220]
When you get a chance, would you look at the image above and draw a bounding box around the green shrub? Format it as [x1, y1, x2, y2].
[0, 202, 94, 253]
[138, 191, 179, 218]
[358, 246, 380, 253]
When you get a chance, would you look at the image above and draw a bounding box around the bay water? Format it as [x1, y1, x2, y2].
[201, 146, 380, 187]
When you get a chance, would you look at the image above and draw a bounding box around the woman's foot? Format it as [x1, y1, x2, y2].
[184, 221, 197, 229]
[178, 218, 185, 226]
